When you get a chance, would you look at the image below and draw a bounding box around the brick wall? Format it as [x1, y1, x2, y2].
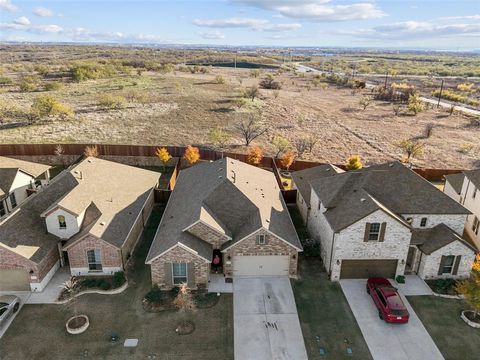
[418, 241, 476, 279]
[150, 245, 209, 289]
[186, 221, 229, 249]
[67, 235, 122, 269]
[0, 247, 38, 274]
[223, 229, 299, 277]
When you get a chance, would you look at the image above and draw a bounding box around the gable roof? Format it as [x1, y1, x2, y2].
[146, 157, 302, 263]
[0, 168, 19, 197]
[0, 172, 79, 264]
[311, 161, 470, 232]
[464, 169, 480, 189]
[411, 223, 477, 254]
[0, 156, 51, 178]
[291, 164, 344, 206]
[444, 173, 465, 195]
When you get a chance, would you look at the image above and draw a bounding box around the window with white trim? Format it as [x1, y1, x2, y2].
[258, 234, 266, 245]
[87, 249, 102, 271]
[9, 193, 17, 209]
[473, 216, 480, 235]
[0, 201, 6, 217]
[172, 263, 187, 284]
[368, 223, 381, 241]
[441, 255, 455, 274]
[58, 215, 67, 229]
[473, 188, 477, 199]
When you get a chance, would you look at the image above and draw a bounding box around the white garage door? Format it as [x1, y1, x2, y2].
[233, 256, 289, 276]
[0, 269, 30, 291]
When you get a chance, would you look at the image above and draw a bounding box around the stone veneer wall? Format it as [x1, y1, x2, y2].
[150, 245, 209, 289]
[223, 229, 298, 278]
[186, 221, 229, 249]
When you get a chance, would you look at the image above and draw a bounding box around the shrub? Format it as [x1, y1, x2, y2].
[259, 75, 281, 90]
[407, 93, 424, 115]
[345, 155, 363, 170]
[431, 89, 479, 106]
[31, 95, 74, 118]
[145, 285, 164, 303]
[396, 275, 406, 284]
[19, 75, 39, 92]
[215, 75, 226, 84]
[44, 82, 64, 91]
[113, 271, 126, 288]
[0, 76, 13, 85]
[99, 280, 111, 291]
[70, 63, 116, 82]
[97, 94, 127, 109]
[170, 286, 180, 298]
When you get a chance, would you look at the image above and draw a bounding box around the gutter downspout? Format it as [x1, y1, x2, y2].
[462, 179, 470, 206]
[328, 232, 337, 278]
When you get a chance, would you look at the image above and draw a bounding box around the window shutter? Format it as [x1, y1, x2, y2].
[187, 263, 195, 288]
[364, 223, 371, 242]
[264, 235, 269, 245]
[379, 223, 387, 242]
[438, 256, 447, 275]
[164, 263, 173, 288]
[255, 235, 259, 245]
[452, 256, 462, 275]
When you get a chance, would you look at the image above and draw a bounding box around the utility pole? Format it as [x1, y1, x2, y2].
[384, 71, 389, 88]
[437, 79, 444, 108]
[234, 52, 237, 69]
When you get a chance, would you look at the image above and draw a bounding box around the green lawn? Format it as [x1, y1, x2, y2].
[408, 296, 480, 360]
[292, 256, 373, 360]
[0, 206, 234, 360]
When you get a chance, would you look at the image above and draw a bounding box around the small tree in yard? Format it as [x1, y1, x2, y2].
[455, 271, 480, 321]
[84, 145, 99, 157]
[407, 93, 424, 115]
[271, 135, 290, 158]
[244, 85, 259, 101]
[345, 155, 363, 170]
[155, 147, 172, 170]
[247, 146, 263, 166]
[235, 115, 267, 146]
[280, 150, 295, 170]
[183, 145, 200, 165]
[359, 96, 372, 110]
[173, 283, 196, 334]
[395, 139, 424, 164]
[208, 127, 231, 156]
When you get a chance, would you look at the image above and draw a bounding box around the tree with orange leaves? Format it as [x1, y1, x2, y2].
[155, 147, 172, 170]
[247, 145, 263, 166]
[183, 145, 200, 165]
[280, 150, 295, 170]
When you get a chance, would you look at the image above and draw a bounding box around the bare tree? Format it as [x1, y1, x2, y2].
[293, 138, 309, 158]
[244, 85, 259, 102]
[305, 134, 319, 153]
[235, 114, 267, 146]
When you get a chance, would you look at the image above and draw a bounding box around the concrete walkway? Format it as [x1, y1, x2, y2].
[340, 279, 443, 360]
[233, 277, 308, 360]
[27, 267, 70, 304]
[208, 273, 233, 293]
[394, 275, 433, 296]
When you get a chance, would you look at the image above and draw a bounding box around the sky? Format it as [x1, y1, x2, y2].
[0, 0, 479, 50]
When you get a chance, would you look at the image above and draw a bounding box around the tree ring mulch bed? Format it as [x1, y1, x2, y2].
[175, 321, 195, 335]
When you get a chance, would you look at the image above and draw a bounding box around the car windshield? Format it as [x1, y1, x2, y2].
[387, 295, 406, 309]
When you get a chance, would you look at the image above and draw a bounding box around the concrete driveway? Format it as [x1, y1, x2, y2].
[233, 276, 308, 360]
[340, 279, 443, 360]
[0, 291, 30, 339]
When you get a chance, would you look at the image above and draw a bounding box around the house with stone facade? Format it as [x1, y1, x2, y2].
[444, 169, 480, 250]
[305, 161, 476, 281]
[0, 157, 159, 292]
[0, 156, 51, 220]
[145, 157, 302, 289]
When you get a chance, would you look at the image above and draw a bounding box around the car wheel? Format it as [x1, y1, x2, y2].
[13, 303, 20, 313]
[366, 287, 370, 294]
[378, 311, 383, 320]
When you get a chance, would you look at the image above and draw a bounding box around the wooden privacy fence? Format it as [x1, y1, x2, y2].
[0, 143, 464, 181]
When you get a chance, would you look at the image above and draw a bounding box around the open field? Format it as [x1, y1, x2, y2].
[1, 45, 479, 169]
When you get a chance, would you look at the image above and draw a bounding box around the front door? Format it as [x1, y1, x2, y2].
[406, 246, 417, 273]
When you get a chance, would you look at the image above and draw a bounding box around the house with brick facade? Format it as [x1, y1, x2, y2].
[305, 161, 476, 281]
[444, 169, 480, 250]
[145, 157, 302, 289]
[0, 157, 159, 292]
[0, 156, 51, 220]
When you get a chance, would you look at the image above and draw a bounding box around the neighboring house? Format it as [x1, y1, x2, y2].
[307, 161, 476, 281]
[444, 169, 480, 250]
[0, 156, 51, 220]
[291, 164, 344, 225]
[146, 157, 302, 289]
[0, 157, 159, 292]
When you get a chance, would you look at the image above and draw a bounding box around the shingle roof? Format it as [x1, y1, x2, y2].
[0, 173, 79, 264]
[411, 223, 477, 254]
[0, 168, 19, 197]
[146, 157, 302, 263]
[464, 169, 480, 189]
[444, 173, 465, 195]
[311, 161, 470, 232]
[291, 164, 344, 206]
[0, 156, 51, 178]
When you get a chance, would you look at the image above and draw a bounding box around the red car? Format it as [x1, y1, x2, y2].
[366, 278, 409, 324]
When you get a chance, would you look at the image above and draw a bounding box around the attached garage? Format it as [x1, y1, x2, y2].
[0, 269, 30, 291]
[233, 256, 289, 276]
[340, 259, 398, 279]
